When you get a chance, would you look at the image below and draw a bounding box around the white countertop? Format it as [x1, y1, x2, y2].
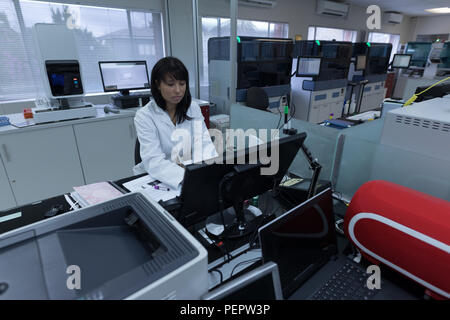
[0, 98, 212, 135]
[0, 105, 137, 135]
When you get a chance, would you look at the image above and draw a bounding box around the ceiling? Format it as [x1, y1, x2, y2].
[346, 0, 450, 16]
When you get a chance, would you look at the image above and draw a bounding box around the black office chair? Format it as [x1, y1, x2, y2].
[135, 138, 142, 165]
[246, 87, 269, 111]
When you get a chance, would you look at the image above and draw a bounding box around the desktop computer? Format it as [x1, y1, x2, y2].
[99, 61, 152, 109]
[176, 133, 307, 239]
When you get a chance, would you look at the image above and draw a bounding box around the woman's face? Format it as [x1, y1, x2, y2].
[158, 75, 186, 107]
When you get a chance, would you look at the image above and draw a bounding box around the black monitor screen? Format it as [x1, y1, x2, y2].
[220, 274, 275, 300]
[46, 60, 83, 97]
[99, 61, 150, 94]
[179, 133, 306, 228]
[259, 188, 337, 298]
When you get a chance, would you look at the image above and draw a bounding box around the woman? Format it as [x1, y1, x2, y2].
[133, 57, 217, 189]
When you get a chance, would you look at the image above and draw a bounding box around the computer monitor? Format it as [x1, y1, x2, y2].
[392, 54, 412, 69]
[45, 60, 84, 97]
[296, 57, 321, 77]
[355, 54, 367, 71]
[99, 61, 150, 95]
[202, 262, 283, 300]
[258, 187, 337, 299]
[179, 133, 307, 235]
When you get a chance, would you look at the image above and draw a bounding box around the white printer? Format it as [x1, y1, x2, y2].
[0, 192, 208, 300]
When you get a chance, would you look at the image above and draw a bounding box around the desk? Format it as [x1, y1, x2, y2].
[0, 194, 69, 235]
[0, 101, 213, 212]
[0, 174, 423, 301]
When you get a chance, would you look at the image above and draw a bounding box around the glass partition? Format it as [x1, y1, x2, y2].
[287, 117, 341, 183]
[339, 118, 385, 143]
[230, 104, 343, 185]
[335, 134, 450, 202]
[230, 102, 450, 203]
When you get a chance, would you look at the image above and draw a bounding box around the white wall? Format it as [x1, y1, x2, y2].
[410, 15, 450, 40]
[198, 0, 414, 42]
[167, 0, 198, 96]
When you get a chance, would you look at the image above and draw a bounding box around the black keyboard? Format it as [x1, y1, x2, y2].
[310, 261, 379, 300]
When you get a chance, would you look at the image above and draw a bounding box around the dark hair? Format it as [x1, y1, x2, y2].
[151, 57, 192, 124]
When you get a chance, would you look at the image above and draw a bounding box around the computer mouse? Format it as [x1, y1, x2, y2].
[44, 204, 64, 218]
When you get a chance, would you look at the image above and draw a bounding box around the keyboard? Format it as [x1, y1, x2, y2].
[0, 116, 11, 127]
[309, 261, 379, 300]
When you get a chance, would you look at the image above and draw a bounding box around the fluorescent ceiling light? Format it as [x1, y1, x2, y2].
[425, 7, 450, 13]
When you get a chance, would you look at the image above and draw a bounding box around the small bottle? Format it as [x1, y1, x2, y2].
[252, 196, 259, 207]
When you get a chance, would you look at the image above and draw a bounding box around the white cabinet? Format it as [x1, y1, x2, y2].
[0, 126, 85, 205]
[0, 156, 16, 211]
[74, 117, 136, 184]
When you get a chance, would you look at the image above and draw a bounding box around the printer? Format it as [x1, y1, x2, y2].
[0, 192, 208, 300]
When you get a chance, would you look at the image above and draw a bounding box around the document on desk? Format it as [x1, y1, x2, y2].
[73, 182, 123, 206]
[123, 175, 181, 202]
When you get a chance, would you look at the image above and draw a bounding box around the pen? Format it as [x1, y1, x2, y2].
[154, 185, 170, 191]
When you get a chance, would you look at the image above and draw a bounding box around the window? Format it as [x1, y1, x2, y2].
[368, 32, 400, 62]
[0, 0, 165, 102]
[200, 17, 289, 99]
[308, 26, 357, 42]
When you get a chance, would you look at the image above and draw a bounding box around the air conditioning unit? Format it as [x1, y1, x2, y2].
[384, 12, 403, 24]
[238, 0, 277, 9]
[316, 0, 349, 17]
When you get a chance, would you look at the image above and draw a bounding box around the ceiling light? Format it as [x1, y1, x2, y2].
[425, 7, 450, 14]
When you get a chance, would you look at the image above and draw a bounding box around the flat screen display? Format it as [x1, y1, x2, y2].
[259, 188, 337, 299]
[356, 55, 367, 70]
[392, 54, 412, 68]
[99, 61, 150, 92]
[46, 60, 83, 97]
[296, 57, 321, 77]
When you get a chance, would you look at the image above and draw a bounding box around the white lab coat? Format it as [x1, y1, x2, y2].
[133, 100, 217, 189]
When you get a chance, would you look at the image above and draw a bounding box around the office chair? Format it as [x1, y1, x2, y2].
[135, 138, 142, 165]
[246, 87, 269, 111]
